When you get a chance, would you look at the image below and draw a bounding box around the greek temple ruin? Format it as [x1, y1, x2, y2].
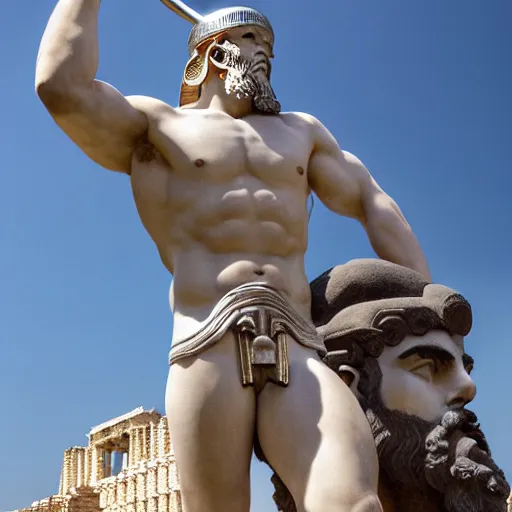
[11, 408, 182, 512]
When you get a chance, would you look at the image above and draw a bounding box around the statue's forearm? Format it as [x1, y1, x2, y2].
[364, 200, 432, 281]
[36, 0, 101, 94]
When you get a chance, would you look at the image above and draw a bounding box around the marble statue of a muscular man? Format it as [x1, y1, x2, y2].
[35, 1, 431, 510]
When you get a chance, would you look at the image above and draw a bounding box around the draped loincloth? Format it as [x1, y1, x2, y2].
[169, 282, 325, 389]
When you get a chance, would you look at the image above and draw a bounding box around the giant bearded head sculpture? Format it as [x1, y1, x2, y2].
[161, 0, 281, 114]
[310, 259, 510, 512]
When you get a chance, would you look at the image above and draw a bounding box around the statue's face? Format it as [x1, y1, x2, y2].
[206, 25, 280, 114]
[221, 25, 274, 74]
[360, 331, 510, 511]
[377, 329, 476, 422]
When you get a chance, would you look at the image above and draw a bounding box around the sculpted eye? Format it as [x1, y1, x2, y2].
[411, 361, 438, 382]
[212, 47, 226, 63]
[242, 32, 255, 39]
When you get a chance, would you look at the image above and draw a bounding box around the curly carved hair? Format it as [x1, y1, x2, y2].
[309, 259, 472, 374]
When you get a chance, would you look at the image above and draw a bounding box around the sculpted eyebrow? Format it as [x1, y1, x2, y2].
[398, 345, 455, 363]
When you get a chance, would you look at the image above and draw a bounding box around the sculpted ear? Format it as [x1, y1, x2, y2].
[337, 365, 362, 399]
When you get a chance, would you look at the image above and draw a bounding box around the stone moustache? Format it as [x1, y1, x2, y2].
[35, 0, 432, 510]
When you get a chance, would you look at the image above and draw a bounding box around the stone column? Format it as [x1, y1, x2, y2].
[158, 495, 169, 512]
[107, 480, 117, 508]
[133, 428, 141, 466]
[77, 448, 83, 488]
[70, 448, 78, 489]
[62, 449, 72, 494]
[97, 448, 105, 481]
[147, 466, 157, 499]
[84, 447, 91, 486]
[157, 464, 168, 496]
[99, 483, 108, 510]
[163, 422, 171, 455]
[168, 461, 180, 492]
[129, 431, 135, 467]
[149, 422, 156, 460]
[157, 419, 166, 458]
[148, 497, 158, 512]
[136, 470, 147, 503]
[127, 473, 136, 509]
[104, 450, 112, 478]
[142, 426, 149, 461]
[169, 492, 181, 512]
[134, 426, 147, 463]
[90, 448, 97, 485]
[90, 447, 104, 485]
[117, 477, 127, 506]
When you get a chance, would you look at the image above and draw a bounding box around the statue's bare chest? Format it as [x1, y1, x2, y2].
[152, 113, 312, 187]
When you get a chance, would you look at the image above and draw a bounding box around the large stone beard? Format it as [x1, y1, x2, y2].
[359, 360, 510, 512]
[261, 360, 510, 512]
[217, 44, 281, 115]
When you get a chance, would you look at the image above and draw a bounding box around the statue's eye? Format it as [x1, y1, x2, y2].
[212, 48, 226, 62]
[411, 360, 441, 382]
[242, 32, 255, 39]
[412, 362, 435, 382]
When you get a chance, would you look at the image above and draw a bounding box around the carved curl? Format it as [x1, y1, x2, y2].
[311, 260, 473, 377]
[320, 291, 471, 374]
[442, 294, 473, 337]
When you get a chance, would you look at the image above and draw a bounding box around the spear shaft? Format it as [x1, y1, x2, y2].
[160, 0, 204, 24]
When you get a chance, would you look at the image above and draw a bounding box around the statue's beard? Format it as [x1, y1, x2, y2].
[259, 357, 510, 512]
[363, 401, 510, 512]
[216, 47, 281, 115]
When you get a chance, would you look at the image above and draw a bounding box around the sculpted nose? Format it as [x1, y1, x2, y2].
[447, 370, 477, 408]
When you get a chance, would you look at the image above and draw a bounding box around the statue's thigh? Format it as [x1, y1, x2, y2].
[257, 342, 380, 512]
[165, 332, 256, 511]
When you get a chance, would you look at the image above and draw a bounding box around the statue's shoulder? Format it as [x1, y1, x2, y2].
[279, 111, 322, 131]
[126, 95, 177, 119]
[280, 111, 317, 124]
[288, 111, 317, 121]
[281, 112, 330, 142]
[284, 111, 327, 130]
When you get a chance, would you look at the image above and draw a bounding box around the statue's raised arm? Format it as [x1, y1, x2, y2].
[35, 0, 151, 173]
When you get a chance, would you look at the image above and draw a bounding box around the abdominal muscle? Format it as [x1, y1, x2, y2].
[131, 159, 313, 340]
[168, 240, 312, 342]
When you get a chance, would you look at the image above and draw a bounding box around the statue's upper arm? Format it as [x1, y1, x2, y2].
[302, 114, 370, 219]
[41, 82, 169, 174]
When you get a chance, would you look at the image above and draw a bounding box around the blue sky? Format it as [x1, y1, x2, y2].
[1, 0, 511, 510]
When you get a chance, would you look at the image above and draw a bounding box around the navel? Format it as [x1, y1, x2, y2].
[195, 158, 205, 168]
[296, 166, 304, 176]
[254, 269, 265, 276]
